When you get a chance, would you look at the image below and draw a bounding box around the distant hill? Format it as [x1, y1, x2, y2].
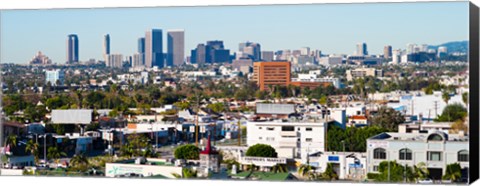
[428, 41, 468, 54]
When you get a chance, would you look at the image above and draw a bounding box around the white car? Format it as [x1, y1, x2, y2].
[418, 179, 434, 184]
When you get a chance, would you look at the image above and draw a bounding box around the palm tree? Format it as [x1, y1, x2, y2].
[25, 139, 39, 163]
[443, 163, 462, 182]
[181, 168, 197, 178]
[413, 162, 429, 181]
[5, 134, 18, 149]
[442, 91, 450, 105]
[47, 146, 67, 164]
[271, 164, 287, 173]
[297, 164, 316, 179]
[70, 153, 89, 167]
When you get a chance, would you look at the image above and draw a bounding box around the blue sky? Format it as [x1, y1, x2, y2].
[0, 2, 469, 64]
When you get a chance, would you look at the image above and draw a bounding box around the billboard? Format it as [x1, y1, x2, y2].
[51, 109, 93, 124]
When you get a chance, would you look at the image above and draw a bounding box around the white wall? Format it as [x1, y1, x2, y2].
[105, 163, 183, 178]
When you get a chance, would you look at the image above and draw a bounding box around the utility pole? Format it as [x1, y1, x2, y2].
[411, 100, 414, 116]
[433, 101, 438, 117]
[237, 119, 241, 146]
[195, 87, 200, 147]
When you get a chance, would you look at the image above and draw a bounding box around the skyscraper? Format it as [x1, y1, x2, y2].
[145, 29, 163, 68]
[66, 34, 79, 64]
[104, 34, 110, 62]
[239, 41, 261, 61]
[261, 51, 274, 61]
[191, 43, 208, 64]
[206, 40, 230, 63]
[356, 42, 368, 56]
[383, 45, 392, 59]
[167, 29, 185, 67]
[138, 37, 145, 53]
[104, 34, 110, 55]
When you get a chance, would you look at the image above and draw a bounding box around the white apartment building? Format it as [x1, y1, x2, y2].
[246, 118, 329, 161]
[346, 68, 383, 81]
[366, 130, 469, 180]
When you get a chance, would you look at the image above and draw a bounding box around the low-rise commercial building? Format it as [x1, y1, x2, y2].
[366, 130, 469, 180]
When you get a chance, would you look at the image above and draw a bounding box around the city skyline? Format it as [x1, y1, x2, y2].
[0, 2, 469, 64]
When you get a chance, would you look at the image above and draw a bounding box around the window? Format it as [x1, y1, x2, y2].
[427, 134, 444, 141]
[259, 137, 262, 140]
[281, 126, 295, 131]
[306, 138, 312, 142]
[373, 166, 379, 172]
[399, 148, 412, 160]
[373, 148, 386, 159]
[458, 150, 469, 162]
[306, 127, 313, 131]
[267, 127, 274, 131]
[427, 151, 442, 161]
[259, 127, 262, 130]
[266, 137, 275, 141]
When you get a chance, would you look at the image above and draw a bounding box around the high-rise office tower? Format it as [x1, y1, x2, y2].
[138, 37, 145, 53]
[384, 45, 392, 59]
[136, 37, 145, 66]
[167, 29, 185, 67]
[145, 29, 163, 68]
[106, 54, 123, 68]
[191, 43, 208, 64]
[356, 42, 368, 56]
[406, 43, 416, 54]
[66, 34, 79, 64]
[239, 41, 261, 61]
[261, 51, 274, 61]
[300, 47, 310, 56]
[103, 34, 110, 62]
[206, 40, 230, 63]
[104, 34, 110, 55]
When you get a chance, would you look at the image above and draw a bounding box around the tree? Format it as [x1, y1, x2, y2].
[442, 91, 450, 105]
[297, 164, 316, 179]
[369, 106, 405, 131]
[322, 163, 339, 180]
[70, 153, 89, 167]
[462, 92, 468, 108]
[120, 133, 150, 157]
[271, 164, 287, 173]
[174, 144, 200, 160]
[375, 161, 414, 182]
[47, 146, 67, 163]
[443, 163, 462, 182]
[174, 101, 191, 110]
[413, 162, 429, 182]
[435, 103, 467, 122]
[450, 119, 468, 134]
[5, 134, 17, 150]
[245, 144, 277, 158]
[207, 102, 226, 113]
[25, 139, 39, 163]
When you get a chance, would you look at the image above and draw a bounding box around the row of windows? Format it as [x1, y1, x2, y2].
[258, 127, 313, 131]
[373, 148, 469, 162]
[258, 137, 312, 142]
